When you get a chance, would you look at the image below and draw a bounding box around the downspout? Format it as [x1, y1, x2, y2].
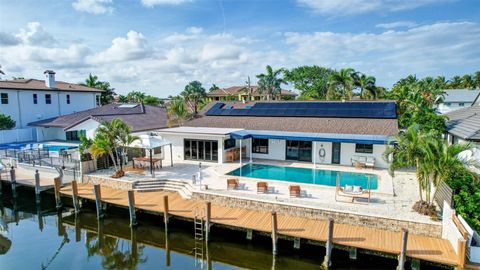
[57, 91, 61, 116]
[16, 90, 22, 128]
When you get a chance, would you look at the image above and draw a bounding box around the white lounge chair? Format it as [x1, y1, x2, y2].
[365, 157, 375, 168]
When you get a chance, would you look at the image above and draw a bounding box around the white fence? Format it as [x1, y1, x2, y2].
[0, 128, 36, 144]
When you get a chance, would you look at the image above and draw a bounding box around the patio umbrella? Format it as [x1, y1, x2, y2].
[129, 134, 173, 175]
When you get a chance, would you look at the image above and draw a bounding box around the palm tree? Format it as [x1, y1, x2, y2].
[118, 95, 128, 103]
[0, 65, 5, 79]
[354, 73, 377, 99]
[328, 68, 355, 100]
[256, 65, 286, 100]
[167, 96, 189, 127]
[448, 75, 463, 88]
[433, 76, 448, 89]
[244, 76, 253, 101]
[84, 74, 103, 88]
[181, 81, 206, 114]
[462, 74, 475, 89]
[474, 71, 480, 88]
[127, 91, 146, 103]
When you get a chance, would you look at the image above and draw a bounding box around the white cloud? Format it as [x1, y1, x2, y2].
[186, 26, 203, 35]
[140, 0, 193, 7]
[72, 0, 114, 14]
[93, 31, 151, 63]
[296, 0, 450, 16]
[15, 22, 56, 46]
[0, 32, 20, 46]
[376, 21, 417, 29]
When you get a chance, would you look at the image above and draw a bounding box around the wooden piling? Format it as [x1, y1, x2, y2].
[349, 247, 357, 260]
[165, 225, 171, 267]
[271, 211, 278, 255]
[53, 177, 62, 209]
[128, 190, 137, 227]
[397, 228, 408, 270]
[131, 227, 138, 259]
[10, 167, 16, 198]
[72, 180, 80, 214]
[457, 239, 466, 270]
[323, 217, 334, 268]
[246, 229, 253, 240]
[34, 170, 41, 202]
[75, 215, 81, 242]
[294, 237, 301, 249]
[94, 184, 103, 219]
[205, 201, 211, 242]
[163, 195, 169, 224]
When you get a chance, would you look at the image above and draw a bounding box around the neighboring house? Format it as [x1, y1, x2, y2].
[28, 103, 169, 142]
[207, 86, 297, 101]
[0, 70, 103, 129]
[446, 105, 480, 146]
[437, 89, 480, 114]
[157, 101, 398, 168]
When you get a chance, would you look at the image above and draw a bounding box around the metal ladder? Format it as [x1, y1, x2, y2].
[193, 208, 206, 269]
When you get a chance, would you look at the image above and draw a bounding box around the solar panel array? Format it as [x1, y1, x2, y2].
[205, 102, 397, 119]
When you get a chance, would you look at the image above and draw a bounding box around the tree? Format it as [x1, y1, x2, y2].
[181, 81, 206, 114]
[208, 84, 220, 92]
[118, 95, 128, 103]
[475, 71, 480, 88]
[244, 76, 254, 101]
[256, 65, 286, 100]
[127, 91, 146, 103]
[83, 74, 116, 105]
[143, 95, 161, 106]
[462, 74, 475, 89]
[0, 64, 4, 79]
[167, 96, 189, 127]
[353, 73, 377, 99]
[328, 68, 355, 100]
[283, 65, 333, 100]
[448, 75, 463, 88]
[0, 113, 15, 130]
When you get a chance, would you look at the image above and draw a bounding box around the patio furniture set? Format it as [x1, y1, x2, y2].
[226, 178, 303, 198]
[225, 146, 247, 162]
[351, 155, 375, 168]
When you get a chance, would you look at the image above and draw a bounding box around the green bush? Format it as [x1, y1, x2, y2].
[446, 168, 480, 231]
[0, 113, 15, 130]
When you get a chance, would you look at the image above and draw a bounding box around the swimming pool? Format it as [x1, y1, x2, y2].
[227, 163, 378, 190]
[0, 143, 77, 152]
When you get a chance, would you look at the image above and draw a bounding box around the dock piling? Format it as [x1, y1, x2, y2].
[205, 201, 211, 242]
[294, 237, 301, 249]
[128, 190, 137, 227]
[10, 166, 16, 198]
[53, 177, 62, 209]
[397, 228, 408, 270]
[349, 247, 357, 260]
[246, 229, 253, 240]
[163, 195, 169, 231]
[94, 184, 104, 219]
[72, 180, 80, 214]
[323, 217, 334, 268]
[34, 170, 41, 203]
[271, 211, 278, 255]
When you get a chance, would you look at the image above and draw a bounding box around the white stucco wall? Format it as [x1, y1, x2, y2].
[66, 119, 100, 139]
[36, 127, 66, 141]
[251, 139, 286, 161]
[313, 141, 332, 164]
[0, 89, 99, 129]
[437, 102, 472, 114]
[339, 143, 389, 168]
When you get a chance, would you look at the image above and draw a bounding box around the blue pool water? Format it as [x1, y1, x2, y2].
[0, 143, 77, 151]
[227, 163, 378, 190]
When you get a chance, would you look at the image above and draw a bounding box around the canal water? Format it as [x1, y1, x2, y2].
[0, 186, 444, 270]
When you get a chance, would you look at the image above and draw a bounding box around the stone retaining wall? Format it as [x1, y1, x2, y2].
[192, 192, 442, 238]
[82, 174, 133, 190]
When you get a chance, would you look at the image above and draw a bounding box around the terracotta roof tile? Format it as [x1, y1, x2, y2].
[0, 79, 104, 92]
[207, 86, 297, 97]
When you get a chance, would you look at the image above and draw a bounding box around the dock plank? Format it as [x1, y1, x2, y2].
[60, 183, 459, 267]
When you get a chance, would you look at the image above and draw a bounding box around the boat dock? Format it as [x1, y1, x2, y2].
[58, 182, 465, 269]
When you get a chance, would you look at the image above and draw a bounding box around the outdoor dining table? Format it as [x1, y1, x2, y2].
[133, 157, 163, 169]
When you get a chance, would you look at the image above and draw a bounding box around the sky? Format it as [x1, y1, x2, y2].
[0, 0, 479, 97]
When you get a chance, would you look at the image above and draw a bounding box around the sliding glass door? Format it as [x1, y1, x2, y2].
[184, 139, 218, 162]
[286, 140, 312, 162]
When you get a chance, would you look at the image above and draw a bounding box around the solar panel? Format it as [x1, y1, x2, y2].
[204, 102, 397, 119]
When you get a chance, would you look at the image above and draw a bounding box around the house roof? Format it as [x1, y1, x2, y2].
[184, 101, 399, 136]
[0, 79, 104, 92]
[28, 103, 168, 133]
[446, 105, 480, 141]
[443, 89, 480, 103]
[207, 86, 297, 97]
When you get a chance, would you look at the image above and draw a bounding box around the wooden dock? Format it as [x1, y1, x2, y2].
[59, 183, 460, 268]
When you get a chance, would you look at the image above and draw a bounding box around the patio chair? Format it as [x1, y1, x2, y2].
[335, 175, 371, 204]
[289, 185, 301, 198]
[257, 182, 268, 194]
[227, 178, 239, 190]
[365, 157, 375, 168]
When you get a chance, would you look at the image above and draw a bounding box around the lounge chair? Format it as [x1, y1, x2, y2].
[289, 185, 301, 197]
[257, 182, 268, 194]
[227, 178, 239, 190]
[365, 157, 375, 168]
[335, 176, 371, 204]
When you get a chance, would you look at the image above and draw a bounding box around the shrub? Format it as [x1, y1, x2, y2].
[0, 113, 15, 130]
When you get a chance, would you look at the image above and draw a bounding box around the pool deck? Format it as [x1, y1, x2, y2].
[89, 159, 433, 225]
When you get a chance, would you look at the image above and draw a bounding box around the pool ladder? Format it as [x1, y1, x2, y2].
[193, 208, 206, 269]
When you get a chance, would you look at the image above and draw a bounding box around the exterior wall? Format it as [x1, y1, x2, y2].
[0, 128, 36, 143]
[437, 102, 473, 114]
[66, 118, 100, 139]
[159, 133, 227, 164]
[36, 127, 66, 141]
[251, 139, 286, 160]
[339, 143, 389, 168]
[0, 88, 99, 128]
[313, 141, 332, 164]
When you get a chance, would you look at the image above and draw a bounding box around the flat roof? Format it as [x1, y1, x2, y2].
[157, 126, 243, 135]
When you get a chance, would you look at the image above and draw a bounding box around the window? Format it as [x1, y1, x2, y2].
[252, 138, 268, 154]
[444, 102, 451, 106]
[45, 94, 51, 104]
[459, 102, 465, 107]
[355, 144, 373, 154]
[1, 93, 8, 104]
[184, 139, 218, 161]
[66, 130, 85, 141]
[66, 94, 70, 104]
[33, 94, 38, 104]
[224, 138, 236, 149]
[96, 95, 101, 106]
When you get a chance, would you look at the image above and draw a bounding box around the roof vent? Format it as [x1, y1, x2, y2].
[118, 104, 139, 108]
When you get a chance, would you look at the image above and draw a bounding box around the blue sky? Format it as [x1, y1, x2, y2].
[0, 0, 479, 96]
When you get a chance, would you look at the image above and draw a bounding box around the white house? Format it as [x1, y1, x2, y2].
[437, 89, 480, 114]
[157, 101, 398, 169]
[0, 70, 103, 129]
